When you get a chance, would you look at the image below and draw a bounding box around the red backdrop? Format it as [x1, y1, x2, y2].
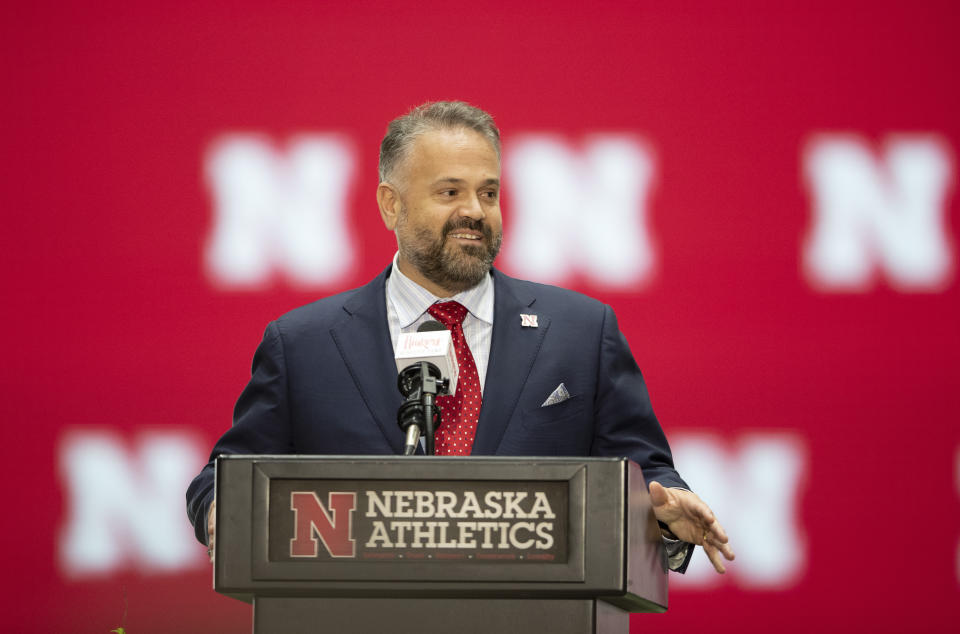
[3, 1, 958, 632]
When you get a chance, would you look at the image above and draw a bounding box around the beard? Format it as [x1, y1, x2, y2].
[397, 213, 502, 294]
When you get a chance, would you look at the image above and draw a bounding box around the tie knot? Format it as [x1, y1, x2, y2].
[428, 301, 468, 327]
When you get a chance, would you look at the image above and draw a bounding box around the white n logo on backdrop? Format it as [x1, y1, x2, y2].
[803, 135, 954, 291]
[503, 135, 657, 289]
[204, 135, 355, 288]
[670, 433, 807, 588]
[59, 432, 207, 576]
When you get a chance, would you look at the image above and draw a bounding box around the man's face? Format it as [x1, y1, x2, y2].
[390, 127, 502, 295]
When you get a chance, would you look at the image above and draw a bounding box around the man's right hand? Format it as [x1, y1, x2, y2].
[207, 500, 216, 563]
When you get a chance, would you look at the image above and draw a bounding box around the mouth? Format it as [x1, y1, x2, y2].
[447, 232, 483, 242]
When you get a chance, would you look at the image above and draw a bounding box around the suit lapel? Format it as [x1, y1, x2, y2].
[472, 270, 550, 454]
[330, 266, 404, 453]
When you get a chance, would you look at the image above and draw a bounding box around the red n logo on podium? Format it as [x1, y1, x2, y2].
[289, 492, 356, 558]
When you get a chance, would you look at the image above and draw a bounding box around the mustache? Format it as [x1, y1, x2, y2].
[442, 218, 493, 240]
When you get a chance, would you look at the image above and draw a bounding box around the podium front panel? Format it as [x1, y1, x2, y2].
[214, 455, 666, 610]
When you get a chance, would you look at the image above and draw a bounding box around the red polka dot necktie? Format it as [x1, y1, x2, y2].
[427, 301, 481, 456]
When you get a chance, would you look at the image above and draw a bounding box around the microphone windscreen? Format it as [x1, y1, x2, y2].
[417, 320, 446, 333]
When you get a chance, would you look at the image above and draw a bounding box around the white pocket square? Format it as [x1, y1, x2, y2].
[541, 383, 571, 407]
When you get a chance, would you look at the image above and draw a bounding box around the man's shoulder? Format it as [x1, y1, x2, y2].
[495, 270, 609, 314]
[494, 271, 608, 319]
[271, 269, 387, 333]
[277, 287, 360, 323]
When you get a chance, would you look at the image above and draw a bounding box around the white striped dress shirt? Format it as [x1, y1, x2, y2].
[385, 252, 494, 394]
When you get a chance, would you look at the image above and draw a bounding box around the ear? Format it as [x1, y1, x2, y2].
[377, 182, 402, 230]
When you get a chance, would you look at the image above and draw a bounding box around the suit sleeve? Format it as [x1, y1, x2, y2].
[590, 305, 685, 486]
[185, 321, 295, 545]
[590, 304, 695, 572]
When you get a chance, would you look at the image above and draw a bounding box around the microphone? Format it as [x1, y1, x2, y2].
[394, 321, 459, 394]
[395, 321, 458, 455]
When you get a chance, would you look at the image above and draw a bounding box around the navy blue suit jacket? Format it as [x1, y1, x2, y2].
[187, 266, 687, 546]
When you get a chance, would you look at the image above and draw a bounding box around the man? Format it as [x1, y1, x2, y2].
[187, 101, 734, 574]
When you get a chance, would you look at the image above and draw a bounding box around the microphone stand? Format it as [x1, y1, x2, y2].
[418, 361, 445, 456]
[397, 361, 448, 456]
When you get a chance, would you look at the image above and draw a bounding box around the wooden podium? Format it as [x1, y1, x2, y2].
[213, 456, 668, 633]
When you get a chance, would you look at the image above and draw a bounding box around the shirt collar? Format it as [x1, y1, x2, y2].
[386, 251, 494, 328]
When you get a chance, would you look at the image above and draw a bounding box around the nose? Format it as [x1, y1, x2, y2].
[459, 193, 486, 220]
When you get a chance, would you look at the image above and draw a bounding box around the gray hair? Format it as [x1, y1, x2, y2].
[378, 100, 501, 184]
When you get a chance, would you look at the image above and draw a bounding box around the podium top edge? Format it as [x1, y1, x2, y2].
[216, 455, 631, 464]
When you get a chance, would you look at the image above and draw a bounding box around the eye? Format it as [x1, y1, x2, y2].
[482, 190, 499, 200]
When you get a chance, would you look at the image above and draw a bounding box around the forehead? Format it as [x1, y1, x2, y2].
[404, 127, 500, 179]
